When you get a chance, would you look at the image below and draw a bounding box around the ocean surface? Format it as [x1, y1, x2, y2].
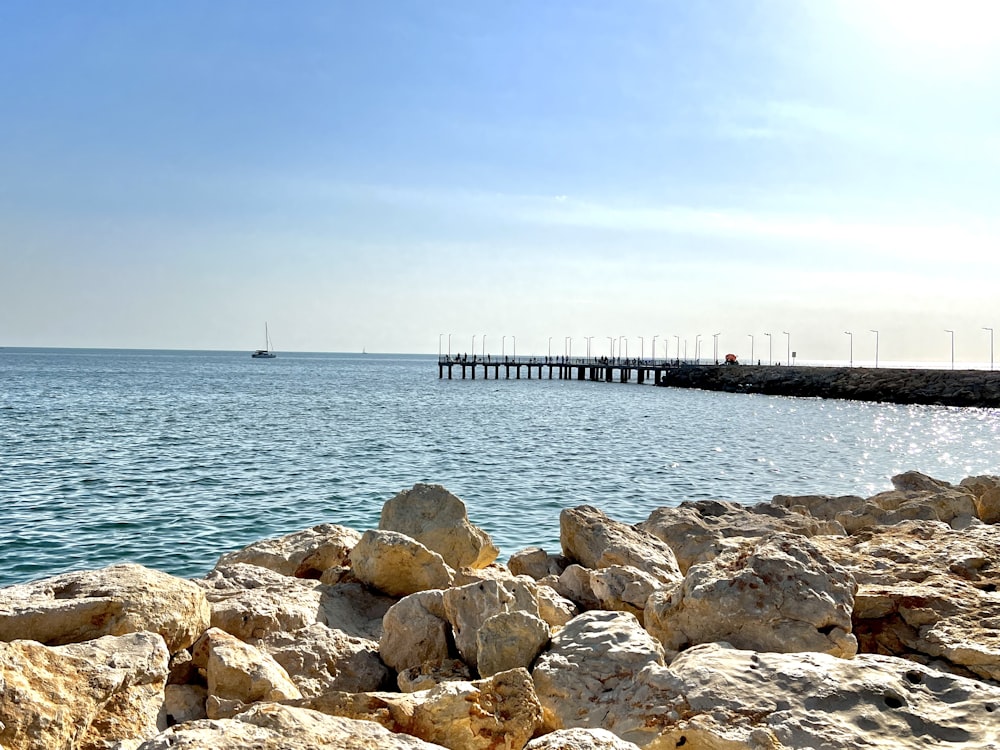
[2, 348, 999, 588]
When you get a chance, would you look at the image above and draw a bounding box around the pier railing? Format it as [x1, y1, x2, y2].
[437, 354, 707, 383]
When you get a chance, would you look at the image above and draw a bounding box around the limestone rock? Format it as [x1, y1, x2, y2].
[351, 529, 455, 597]
[137, 702, 444, 749]
[509, 547, 569, 580]
[292, 668, 542, 750]
[977, 486, 1000, 524]
[0, 563, 210, 653]
[525, 728, 642, 750]
[588, 565, 660, 623]
[640, 498, 840, 574]
[542, 565, 602, 611]
[380, 483, 499, 569]
[397, 658, 472, 692]
[254, 622, 389, 697]
[442, 578, 540, 669]
[216, 523, 361, 578]
[197, 564, 392, 642]
[532, 611, 665, 735]
[891, 470, 955, 493]
[379, 589, 452, 673]
[770, 492, 866, 525]
[476, 610, 550, 677]
[629, 642, 1000, 749]
[560, 506, 681, 583]
[191, 627, 302, 705]
[645, 533, 857, 658]
[164, 684, 208, 725]
[0, 631, 168, 750]
[535, 583, 580, 628]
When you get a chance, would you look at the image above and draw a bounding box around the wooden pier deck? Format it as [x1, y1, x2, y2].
[437, 355, 674, 384]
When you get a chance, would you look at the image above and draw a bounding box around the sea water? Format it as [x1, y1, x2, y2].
[2, 348, 999, 588]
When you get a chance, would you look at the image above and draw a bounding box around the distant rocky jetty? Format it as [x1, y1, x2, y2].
[657, 364, 1000, 407]
[3, 475, 1000, 748]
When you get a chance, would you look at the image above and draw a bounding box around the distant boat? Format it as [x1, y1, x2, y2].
[252, 323, 277, 359]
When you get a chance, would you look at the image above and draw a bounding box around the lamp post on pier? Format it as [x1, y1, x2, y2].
[621, 336, 628, 359]
[748, 334, 754, 365]
[607, 336, 615, 359]
[712, 332, 720, 364]
[694, 334, 702, 364]
[765, 332, 772, 365]
[471, 335, 476, 361]
[652, 336, 658, 363]
[548, 337, 552, 358]
[482, 335, 486, 360]
[945, 330, 955, 369]
[585, 336, 593, 358]
[870, 330, 879, 368]
[783, 331, 790, 366]
[638, 336, 645, 361]
[448, 333, 452, 358]
[512, 335, 516, 360]
[984, 327, 994, 370]
[439, 333, 443, 358]
[845, 331, 853, 367]
[565, 337, 571, 358]
[674, 335, 680, 362]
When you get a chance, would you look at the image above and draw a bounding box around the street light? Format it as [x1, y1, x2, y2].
[695, 334, 702, 364]
[652, 335, 658, 363]
[622, 336, 629, 359]
[439, 333, 443, 358]
[607, 336, 615, 359]
[548, 336, 553, 358]
[482, 335, 486, 360]
[565, 336, 572, 358]
[512, 335, 516, 360]
[638, 336, 645, 361]
[845, 331, 853, 367]
[870, 330, 879, 368]
[448, 333, 452, 357]
[472, 335, 476, 360]
[765, 332, 772, 365]
[674, 335, 680, 362]
[984, 327, 994, 371]
[712, 332, 720, 364]
[945, 330, 955, 369]
[502, 335, 506, 359]
[585, 336, 593, 358]
[748, 334, 754, 365]
[783, 331, 790, 366]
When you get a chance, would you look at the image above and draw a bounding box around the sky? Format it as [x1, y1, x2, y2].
[2, 1, 999, 365]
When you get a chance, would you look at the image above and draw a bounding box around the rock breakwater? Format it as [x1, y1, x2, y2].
[3, 475, 1000, 749]
[656, 364, 1000, 407]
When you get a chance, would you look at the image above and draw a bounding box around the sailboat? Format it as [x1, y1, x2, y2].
[251, 323, 277, 359]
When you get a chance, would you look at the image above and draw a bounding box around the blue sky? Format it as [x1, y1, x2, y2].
[2, 1, 998, 364]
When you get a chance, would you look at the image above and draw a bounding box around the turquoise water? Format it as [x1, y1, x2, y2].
[2, 348, 999, 587]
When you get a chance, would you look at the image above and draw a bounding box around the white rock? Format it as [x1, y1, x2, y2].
[476, 610, 550, 677]
[216, 523, 362, 578]
[442, 578, 540, 669]
[379, 589, 452, 673]
[191, 627, 302, 705]
[351, 530, 455, 597]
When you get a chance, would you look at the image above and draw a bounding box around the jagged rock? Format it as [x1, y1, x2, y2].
[0, 631, 169, 750]
[442, 578, 540, 669]
[351, 529, 455, 597]
[397, 658, 472, 692]
[560, 506, 681, 583]
[452, 563, 517, 586]
[525, 728, 642, 750]
[532, 611, 665, 735]
[197, 565, 392, 642]
[137, 702, 444, 749]
[627, 642, 1000, 749]
[164, 684, 208, 725]
[476, 610, 550, 677]
[380, 483, 499, 569]
[891, 470, 955, 493]
[0, 563, 210, 653]
[977, 487, 1000, 524]
[379, 589, 452, 673]
[770, 492, 867, 524]
[541, 565, 601, 612]
[588, 565, 660, 623]
[534, 583, 580, 628]
[254, 622, 389, 696]
[645, 533, 857, 658]
[216, 524, 362, 578]
[292, 668, 542, 750]
[191, 627, 302, 705]
[640, 498, 838, 573]
[509, 547, 570, 580]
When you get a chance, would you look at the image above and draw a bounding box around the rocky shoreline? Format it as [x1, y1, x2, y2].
[656, 364, 1000, 407]
[3, 474, 1000, 749]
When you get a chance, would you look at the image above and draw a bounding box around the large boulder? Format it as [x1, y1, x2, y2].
[137, 702, 444, 749]
[0, 564, 210, 653]
[532, 611, 665, 735]
[442, 578, 543, 672]
[379, 589, 452, 674]
[351, 529, 455, 597]
[380, 483, 499, 569]
[291, 667, 543, 750]
[509, 547, 570, 580]
[644, 534, 857, 658]
[640, 498, 840, 573]
[628, 642, 1000, 749]
[216, 523, 361, 578]
[560, 506, 681, 584]
[191, 627, 302, 706]
[254, 622, 389, 696]
[476, 610, 550, 677]
[0, 631, 168, 750]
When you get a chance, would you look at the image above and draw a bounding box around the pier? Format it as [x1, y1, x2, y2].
[437, 355, 673, 384]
